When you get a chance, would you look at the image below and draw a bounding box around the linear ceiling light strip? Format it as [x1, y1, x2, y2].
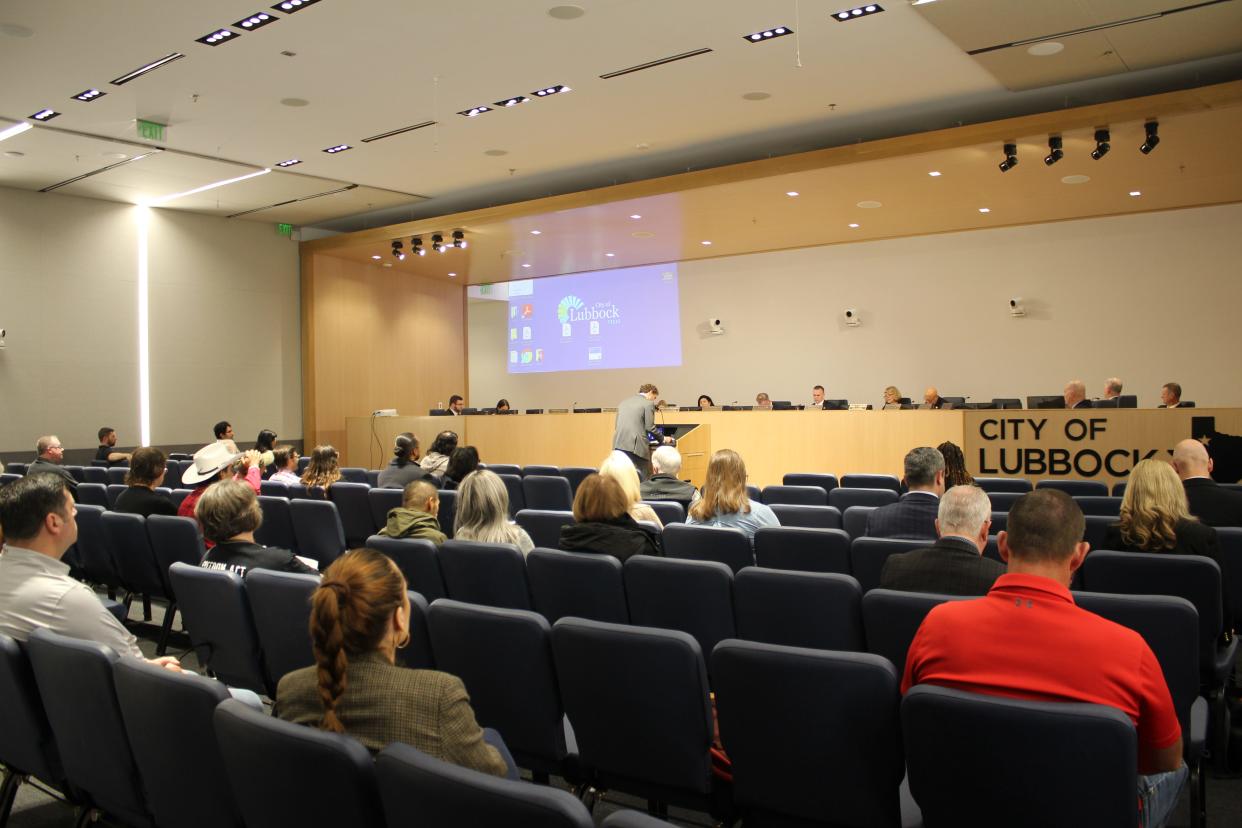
[599, 48, 714, 79]
[225, 184, 358, 218]
[361, 121, 437, 143]
[39, 150, 164, 192]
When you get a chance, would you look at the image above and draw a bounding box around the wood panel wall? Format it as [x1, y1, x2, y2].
[302, 252, 466, 452]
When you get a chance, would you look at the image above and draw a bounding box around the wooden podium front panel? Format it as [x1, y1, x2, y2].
[343, 416, 454, 469]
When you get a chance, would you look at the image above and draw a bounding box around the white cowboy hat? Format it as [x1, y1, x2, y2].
[182, 442, 239, 486]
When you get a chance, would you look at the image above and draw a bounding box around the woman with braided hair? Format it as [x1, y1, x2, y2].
[273, 549, 508, 775]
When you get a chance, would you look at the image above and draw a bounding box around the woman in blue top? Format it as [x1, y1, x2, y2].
[686, 449, 779, 544]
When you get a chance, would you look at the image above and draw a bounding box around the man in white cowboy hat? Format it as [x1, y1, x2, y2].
[177, 442, 262, 522]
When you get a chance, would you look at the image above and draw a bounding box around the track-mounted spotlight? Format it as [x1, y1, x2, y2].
[411, 237, 426, 256]
[1140, 121, 1160, 154]
[998, 142, 1018, 173]
[1091, 129, 1110, 160]
[432, 233, 445, 253]
[391, 240, 405, 261]
[452, 230, 467, 249]
[1043, 135, 1063, 166]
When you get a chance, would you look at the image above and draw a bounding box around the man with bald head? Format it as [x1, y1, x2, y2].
[1173, 439, 1242, 527]
[923, 387, 944, 409]
[880, 485, 1005, 595]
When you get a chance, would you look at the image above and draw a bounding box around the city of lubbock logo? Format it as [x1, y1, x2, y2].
[557, 295, 584, 324]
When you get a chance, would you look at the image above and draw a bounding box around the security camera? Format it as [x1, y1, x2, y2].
[843, 308, 860, 327]
[0, 327, 6, 349]
[1009, 298, 1026, 318]
[706, 318, 724, 335]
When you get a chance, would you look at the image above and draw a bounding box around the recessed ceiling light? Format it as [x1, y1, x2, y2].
[483, 149, 509, 156]
[744, 26, 793, 43]
[547, 4, 586, 19]
[741, 91, 771, 101]
[458, 105, 493, 117]
[0, 122, 32, 143]
[322, 144, 351, 154]
[605, 252, 616, 257]
[978, 208, 991, 213]
[629, 214, 642, 219]
[857, 200, 882, 209]
[196, 29, 238, 46]
[786, 191, 799, 197]
[29, 109, 59, 122]
[632, 231, 655, 239]
[1061, 174, 1090, 185]
[701, 240, 712, 246]
[3, 150, 24, 158]
[371, 255, 381, 260]
[531, 84, 571, 97]
[1129, 190, 1142, 197]
[522, 263, 532, 268]
[495, 96, 530, 108]
[280, 97, 309, 107]
[530, 230, 542, 235]
[833, 5, 884, 22]
[275, 158, 301, 167]
[235, 11, 277, 30]
[71, 88, 105, 102]
[848, 223, 860, 228]
[447, 272, 457, 277]
[928, 170, 942, 177]
[383, 263, 393, 268]
[109, 52, 185, 86]
[1027, 41, 1064, 57]
[272, 0, 321, 12]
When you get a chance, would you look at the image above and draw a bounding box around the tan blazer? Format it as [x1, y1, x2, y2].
[274, 653, 507, 777]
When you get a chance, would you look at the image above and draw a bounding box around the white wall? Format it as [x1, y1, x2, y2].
[469, 203, 1242, 410]
[0, 186, 301, 456]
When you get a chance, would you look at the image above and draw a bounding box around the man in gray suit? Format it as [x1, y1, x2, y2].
[613, 383, 670, 480]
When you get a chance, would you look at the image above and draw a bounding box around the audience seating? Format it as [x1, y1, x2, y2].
[484, 463, 522, 477]
[499, 473, 526, 517]
[74, 503, 123, 596]
[427, 600, 577, 780]
[1035, 479, 1109, 497]
[169, 563, 270, 696]
[733, 569, 865, 652]
[974, 476, 1032, 493]
[662, 523, 753, 573]
[4, 463, 27, 475]
[297, 456, 311, 474]
[1218, 527, 1242, 632]
[753, 526, 850, 574]
[366, 486, 403, 530]
[830, 487, 898, 512]
[213, 698, 384, 828]
[438, 540, 532, 611]
[986, 491, 1024, 511]
[396, 591, 436, 671]
[527, 547, 629, 624]
[113, 658, 244, 828]
[850, 538, 928, 593]
[712, 640, 916, 827]
[781, 472, 839, 493]
[1112, 481, 1127, 497]
[552, 618, 726, 819]
[861, 589, 968, 675]
[376, 742, 592, 828]
[624, 557, 735, 661]
[1073, 495, 1123, 516]
[339, 466, 369, 484]
[245, 569, 320, 689]
[559, 466, 597, 495]
[842, 506, 877, 541]
[365, 535, 447, 601]
[365, 469, 380, 487]
[328, 481, 376, 546]
[81, 466, 109, 484]
[105, 483, 127, 509]
[77, 481, 110, 509]
[102, 467, 126, 486]
[641, 500, 685, 525]
[0, 472, 21, 487]
[989, 511, 1007, 533]
[170, 488, 193, 511]
[27, 628, 154, 828]
[841, 473, 901, 493]
[514, 509, 576, 550]
[767, 503, 842, 530]
[102, 512, 174, 649]
[903, 685, 1137, 826]
[1083, 514, 1113, 550]
[761, 485, 828, 507]
[522, 465, 561, 477]
[523, 475, 575, 511]
[745, 484, 761, 503]
[436, 489, 456, 538]
[255, 495, 298, 553]
[600, 812, 679, 827]
[289, 499, 346, 566]
[146, 513, 206, 638]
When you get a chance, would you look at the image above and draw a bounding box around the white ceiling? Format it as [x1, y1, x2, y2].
[1, 0, 1240, 229]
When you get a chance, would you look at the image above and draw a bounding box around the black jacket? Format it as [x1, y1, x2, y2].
[200, 541, 318, 577]
[559, 516, 662, 562]
[866, 492, 940, 540]
[879, 535, 1005, 596]
[114, 486, 177, 518]
[26, 458, 78, 497]
[1183, 478, 1242, 528]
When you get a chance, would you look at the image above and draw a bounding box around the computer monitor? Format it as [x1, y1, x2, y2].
[1026, 395, 1066, 410]
[823, 399, 849, 411]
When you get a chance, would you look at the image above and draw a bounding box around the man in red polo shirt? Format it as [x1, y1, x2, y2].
[902, 489, 1186, 827]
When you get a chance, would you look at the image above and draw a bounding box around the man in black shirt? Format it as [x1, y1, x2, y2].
[95, 427, 131, 466]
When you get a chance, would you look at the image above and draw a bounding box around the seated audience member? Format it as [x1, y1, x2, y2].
[268, 446, 302, 486]
[454, 470, 534, 554]
[254, 429, 278, 474]
[697, 394, 715, 409]
[274, 549, 507, 774]
[1159, 382, 1188, 408]
[114, 447, 176, 517]
[301, 445, 342, 497]
[1063, 379, 1090, 410]
[866, 447, 945, 540]
[419, 430, 458, 477]
[883, 386, 903, 407]
[448, 395, 465, 415]
[754, 392, 773, 410]
[686, 449, 779, 543]
[178, 443, 261, 522]
[198, 480, 317, 576]
[213, 420, 240, 454]
[1173, 438, 1242, 527]
[1103, 377, 1124, 400]
[95, 427, 131, 466]
[640, 445, 700, 505]
[378, 433, 434, 489]
[441, 446, 481, 491]
[26, 435, 78, 498]
[923, 387, 944, 409]
[937, 441, 974, 490]
[810, 385, 827, 409]
[379, 480, 447, 545]
[903, 489, 1186, 826]
[599, 451, 663, 528]
[0, 474, 182, 671]
[559, 474, 662, 562]
[879, 485, 1003, 595]
[495, 399, 511, 412]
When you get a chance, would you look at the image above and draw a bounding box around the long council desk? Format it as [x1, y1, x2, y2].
[346, 408, 1242, 489]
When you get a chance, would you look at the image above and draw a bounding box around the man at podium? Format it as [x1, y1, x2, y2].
[613, 383, 671, 480]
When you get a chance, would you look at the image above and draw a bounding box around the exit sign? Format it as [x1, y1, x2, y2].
[137, 119, 165, 141]
[277, 223, 293, 236]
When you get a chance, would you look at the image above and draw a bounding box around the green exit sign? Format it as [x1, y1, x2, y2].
[136, 119, 165, 141]
[277, 223, 293, 236]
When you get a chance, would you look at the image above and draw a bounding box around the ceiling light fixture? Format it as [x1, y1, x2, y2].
[448, 272, 457, 277]
[146, 168, 270, 205]
[530, 230, 541, 235]
[605, 252, 616, 257]
[744, 26, 794, 42]
[452, 230, 468, 249]
[391, 240, 405, 261]
[1091, 128, 1111, 160]
[832, 5, 884, 21]
[0, 122, 33, 143]
[701, 240, 712, 246]
[786, 191, 799, 197]
[1043, 135, 1063, 166]
[928, 170, 941, 177]
[998, 142, 1018, 172]
[432, 233, 445, 253]
[411, 237, 426, 256]
[494, 96, 529, 108]
[629, 214, 641, 219]
[531, 84, 571, 97]
[1129, 190, 1142, 197]
[235, 11, 277, 30]
[1139, 121, 1160, 154]
[272, 0, 321, 12]
[978, 208, 991, 213]
[848, 223, 860, 228]
[110, 53, 185, 85]
[322, 144, 351, 154]
[371, 255, 381, 260]
[458, 105, 493, 117]
[196, 29, 238, 46]
[72, 88, 106, 102]
[522, 263, 532, 268]
[361, 121, 436, 143]
[30, 109, 60, 122]
[275, 158, 301, 167]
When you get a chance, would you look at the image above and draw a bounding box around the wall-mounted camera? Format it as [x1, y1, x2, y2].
[1009, 297, 1026, 318]
[844, 308, 860, 328]
[706, 318, 724, 335]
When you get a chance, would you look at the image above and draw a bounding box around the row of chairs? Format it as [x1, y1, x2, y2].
[0, 627, 673, 828]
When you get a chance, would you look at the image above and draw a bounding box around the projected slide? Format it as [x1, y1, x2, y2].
[506, 263, 682, 374]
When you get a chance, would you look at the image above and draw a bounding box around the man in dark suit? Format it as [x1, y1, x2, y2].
[25, 435, 77, 499]
[866, 446, 944, 540]
[1063, 379, 1091, 410]
[612, 383, 669, 480]
[1159, 382, 1191, 408]
[1174, 438, 1242, 527]
[880, 485, 1005, 595]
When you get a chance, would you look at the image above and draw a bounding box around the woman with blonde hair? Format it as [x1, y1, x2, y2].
[301, 445, 342, 496]
[883, 386, 903, 407]
[274, 549, 508, 775]
[599, 450, 663, 528]
[686, 449, 779, 543]
[453, 469, 534, 554]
